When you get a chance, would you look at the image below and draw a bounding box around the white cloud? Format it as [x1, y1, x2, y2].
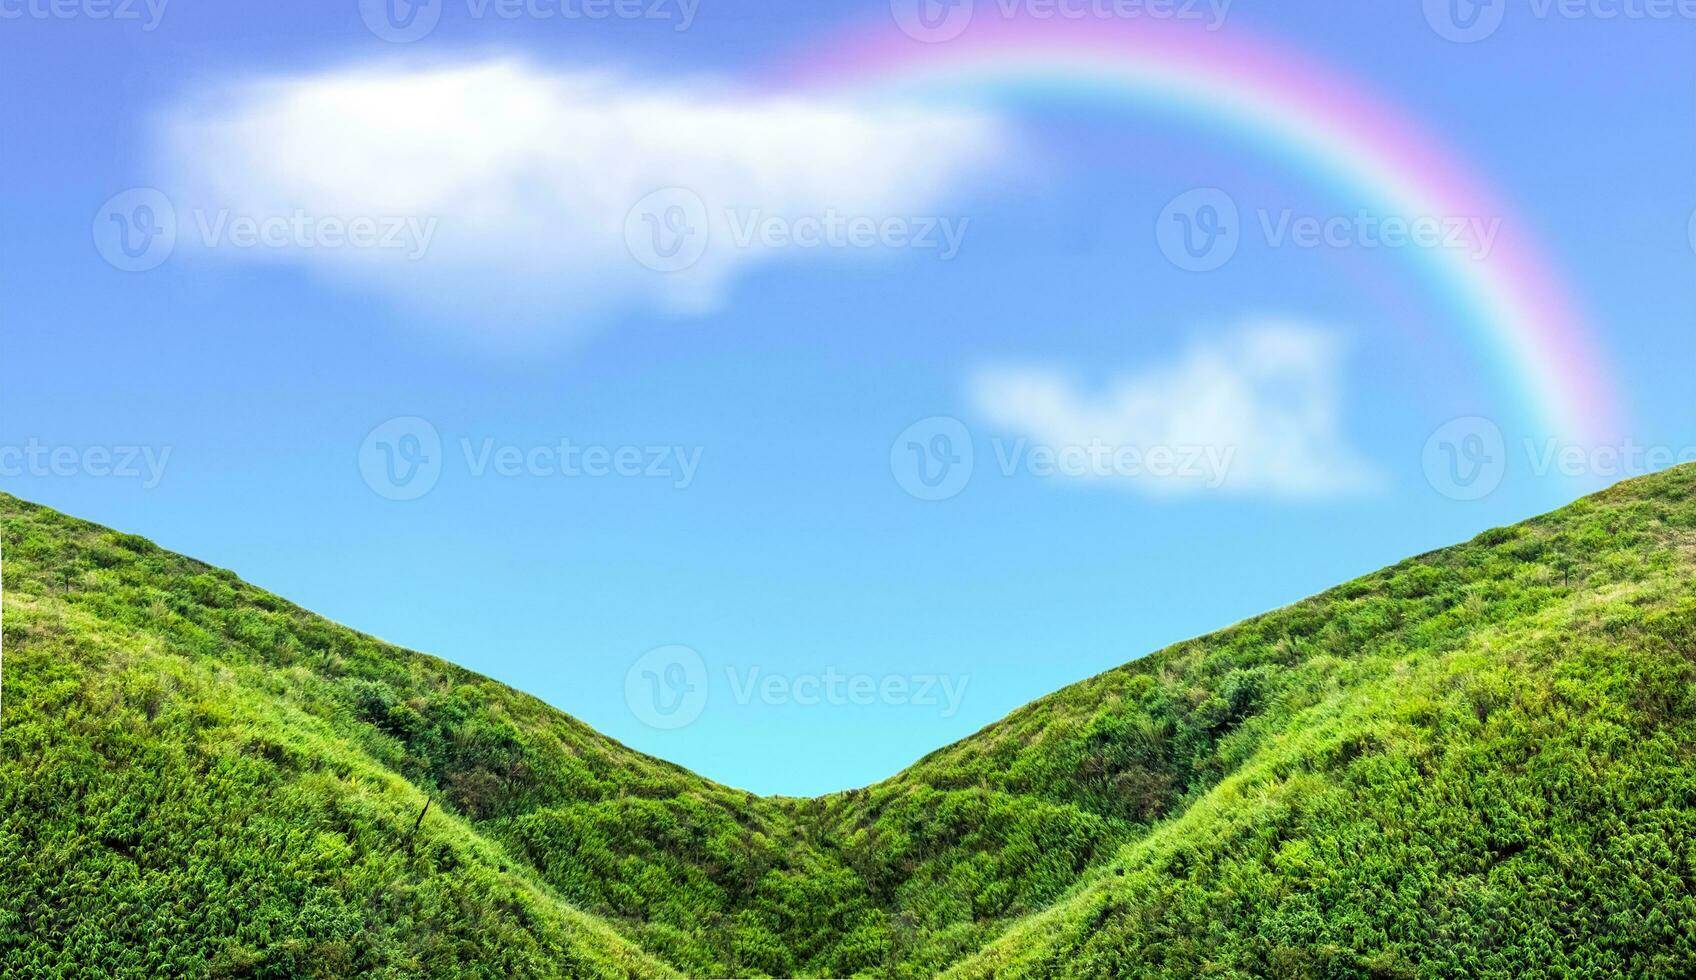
[969, 322, 1381, 498]
[161, 59, 1005, 337]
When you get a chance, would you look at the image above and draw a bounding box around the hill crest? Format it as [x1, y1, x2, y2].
[5, 464, 1696, 977]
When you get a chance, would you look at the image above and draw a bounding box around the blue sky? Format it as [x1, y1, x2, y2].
[2, 0, 1693, 795]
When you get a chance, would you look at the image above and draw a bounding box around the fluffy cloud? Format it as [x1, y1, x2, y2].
[969, 322, 1381, 498]
[162, 59, 1004, 336]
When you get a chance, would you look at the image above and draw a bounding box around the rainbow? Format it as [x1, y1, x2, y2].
[773, 15, 1623, 445]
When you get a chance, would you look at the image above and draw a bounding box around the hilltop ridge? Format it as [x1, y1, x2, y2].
[4, 464, 1696, 977]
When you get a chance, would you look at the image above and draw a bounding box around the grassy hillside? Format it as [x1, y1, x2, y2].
[0, 490, 1124, 978]
[4, 464, 1696, 977]
[938, 466, 1696, 978]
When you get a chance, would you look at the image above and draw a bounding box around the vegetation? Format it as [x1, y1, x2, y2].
[4, 464, 1696, 977]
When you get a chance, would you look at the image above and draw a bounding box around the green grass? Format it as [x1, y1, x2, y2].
[4, 464, 1696, 977]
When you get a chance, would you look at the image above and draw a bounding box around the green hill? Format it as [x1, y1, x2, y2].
[4, 464, 1696, 978]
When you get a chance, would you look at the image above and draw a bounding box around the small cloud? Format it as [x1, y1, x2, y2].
[969, 321, 1382, 498]
[161, 59, 1005, 339]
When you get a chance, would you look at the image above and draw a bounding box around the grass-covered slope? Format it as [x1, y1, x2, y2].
[0, 496, 686, 979]
[0, 490, 1106, 978]
[939, 464, 1696, 978]
[4, 463, 1696, 977]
